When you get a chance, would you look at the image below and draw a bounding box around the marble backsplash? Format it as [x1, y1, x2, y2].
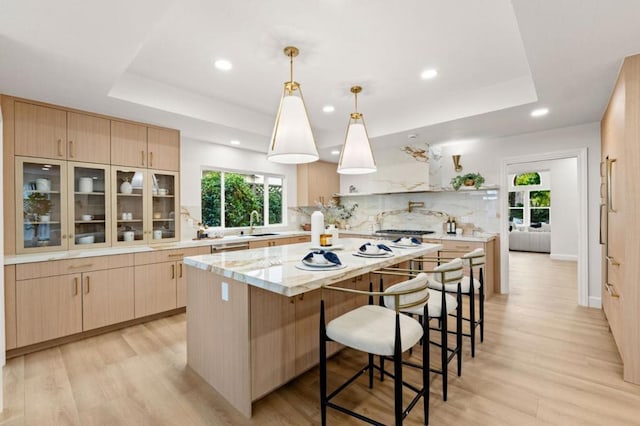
[332, 189, 500, 234]
[181, 188, 499, 240]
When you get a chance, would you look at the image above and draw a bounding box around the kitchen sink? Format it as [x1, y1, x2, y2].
[248, 233, 279, 237]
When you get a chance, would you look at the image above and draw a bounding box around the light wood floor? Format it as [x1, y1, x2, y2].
[2, 252, 640, 425]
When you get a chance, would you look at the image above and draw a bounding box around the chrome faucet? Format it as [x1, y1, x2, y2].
[408, 201, 424, 213]
[249, 210, 260, 235]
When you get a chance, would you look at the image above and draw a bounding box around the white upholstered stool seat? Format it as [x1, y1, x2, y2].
[407, 289, 457, 318]
[326, 304, 423, 356]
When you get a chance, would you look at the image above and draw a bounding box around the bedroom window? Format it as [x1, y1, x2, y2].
[201, 170, 284, 228]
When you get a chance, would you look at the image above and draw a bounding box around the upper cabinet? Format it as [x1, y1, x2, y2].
[111, 121, 148, 168]
[14, 102, 67, 160]
[67, 112, 110, 163]
[111, 122, 180, 171]
[15, 102, 110, 164]
[148, 128, 180, 171]
[297, 161, 340, 206]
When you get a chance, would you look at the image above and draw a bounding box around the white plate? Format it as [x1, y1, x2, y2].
[353, 252, 393, 258]
[296, 262, 347, 271]
[308, 244, 344, 251]
[389, 242, 421, 249]
[302, 259, 340, 268]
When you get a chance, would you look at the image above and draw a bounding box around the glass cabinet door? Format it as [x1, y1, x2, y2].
[68, 162, 110, 249]
[16, 157, 67, 253]
[149, 171, 179, 242]
[112, 167, 147, 244]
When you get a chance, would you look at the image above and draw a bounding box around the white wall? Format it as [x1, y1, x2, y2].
[436, 122, 601, 306]
[179, 138, 297, 239]
[550, 158, 578, 259]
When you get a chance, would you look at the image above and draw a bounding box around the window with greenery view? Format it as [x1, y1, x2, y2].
[508, 178, 551, 225]
[201, 170, 283, 228]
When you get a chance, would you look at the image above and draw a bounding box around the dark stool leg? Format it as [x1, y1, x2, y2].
[368, 353, 374, 389]
[456, 283, 463, 377]
[441, 291, 448, 401]
[320, 300, 327, 426]
[469, 271, 476, 358]
[479, 267, 485, 342]
[423, 305, 430, 425]
[394, 314, 403, 426]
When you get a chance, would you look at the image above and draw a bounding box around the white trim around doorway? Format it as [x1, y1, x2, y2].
[499, 148, 589, 306]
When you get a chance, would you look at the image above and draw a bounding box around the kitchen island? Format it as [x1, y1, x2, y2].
[183, 237, 441, 417]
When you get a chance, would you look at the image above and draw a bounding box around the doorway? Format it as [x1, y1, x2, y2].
[499, 148, 588, 306]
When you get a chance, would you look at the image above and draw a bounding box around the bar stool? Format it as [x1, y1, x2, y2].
[373, 258, 463, 401]
[320, 277, 430, 425]
[422, 248, 485, 357]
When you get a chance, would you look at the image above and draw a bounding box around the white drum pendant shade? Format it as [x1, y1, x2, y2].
[268, 92, 319, 164]
[337, 121, 376, 174]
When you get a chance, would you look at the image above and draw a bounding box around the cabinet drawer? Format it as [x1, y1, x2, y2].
[441, 240, 483, 254]
[16, 254, 134, 280]
[134, 246, 210, 266]
[287, 235, 311, 244]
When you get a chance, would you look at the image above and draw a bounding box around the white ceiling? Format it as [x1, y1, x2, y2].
[2, 0, 640, 161]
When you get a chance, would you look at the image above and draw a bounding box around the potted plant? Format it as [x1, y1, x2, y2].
[450, 172, 485, 190]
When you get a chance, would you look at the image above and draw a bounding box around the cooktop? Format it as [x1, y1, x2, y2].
[375, 229, 435, 235]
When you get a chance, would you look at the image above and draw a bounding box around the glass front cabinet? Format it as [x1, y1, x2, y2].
[16, 157, 111, 253]
[112, 167, 179, 245]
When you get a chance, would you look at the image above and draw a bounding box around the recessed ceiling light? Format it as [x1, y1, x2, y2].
[214, 59, 233, 71]
[331, 150, 340, 155]
[230, 140, 241, 146]
[322, 105, 335, 113]
[530, 108, 549, 117]
[420, 69, 438, 80]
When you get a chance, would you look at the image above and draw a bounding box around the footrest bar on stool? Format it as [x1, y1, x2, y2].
[327, 365, 369, 401]
[326, 402, 385, 426]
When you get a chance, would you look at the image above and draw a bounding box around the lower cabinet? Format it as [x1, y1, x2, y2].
[17, 274, 83, 347]
[83, 267, 134, 331]
[134, 262, 178, 317]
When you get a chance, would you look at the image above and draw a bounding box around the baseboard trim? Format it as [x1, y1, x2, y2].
[589, 296, 602, 309]
[550, 254, 578, 261]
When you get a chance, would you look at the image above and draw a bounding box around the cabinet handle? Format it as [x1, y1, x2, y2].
[58, 139, 63, 157]
[69, 140, 74, 157]
[298, 294, 305, 301]
[455, 245, 470, 249]
[171, 264, 175, 279]
[85, 276, 90, 294]
[605, 283, 620, 298]
[68, 263, 93, 269]
[179, 262, 183, 278]
[141, 150, 145, 166]
[168, 253, 185, 258]
[69, 234, 74, 240]
[606, 255, 620, 266]
[607, 158, 617, 213]
[150, 152, 153, 167]
[73, 277, 79, 296]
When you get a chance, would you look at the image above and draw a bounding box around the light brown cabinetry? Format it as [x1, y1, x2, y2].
[17, 274, 83, 347]
[248, 235, 310, 249]
[4, 266, 17, 350]
[297, 160, 339, 206]
[112, 167, 179, 244]
[15, 157, 111, 253]
[15, 102, 110, 164]
[111, 122, 180, 172]
[67, 112, 110, 164]
[14, 101, 67, 160]
[134, 246, 210, 313]
[148, 127, 180, 171]
[13, 254, 134, 348]
[601, 53, 640, 384]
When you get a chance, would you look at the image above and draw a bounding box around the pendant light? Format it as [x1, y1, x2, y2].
[267, 46, 319, 164]
[337, 86, 376, 174]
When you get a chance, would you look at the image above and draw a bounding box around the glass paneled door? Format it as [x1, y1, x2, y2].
[16, 157, 67, 253]
[68, 162, 110, 249]
[150, 171, 179, 242]
[113, 167, 147, 245]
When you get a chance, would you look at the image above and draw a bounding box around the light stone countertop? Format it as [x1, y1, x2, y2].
[183, 237, 442, 297]
[338, 230, 497, 243]
[3, 231, 309, 265]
